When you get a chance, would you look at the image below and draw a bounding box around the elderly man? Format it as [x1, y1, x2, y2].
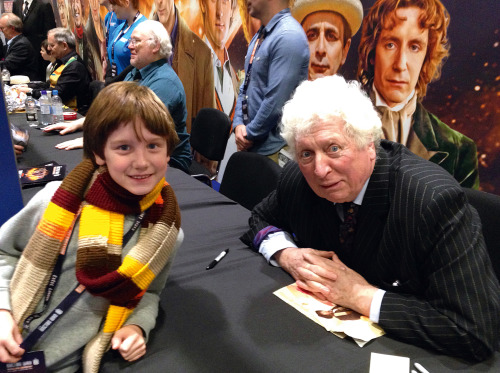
[241, 75, 500, 361]
[233, 0, 309, 162]
[154, 0, 215, 132]
[12, 0, 56, 81]
[42, 21, 192, 171]
[358, 0, 478, 188]
[27, 27, 91, 114]
[292, 0, 362, 80]
[124, 20, 191, 173]
[0, 13, 38, 81]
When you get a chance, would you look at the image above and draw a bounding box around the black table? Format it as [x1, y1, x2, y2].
[17, 117, 500, 372]
[10, 112, 84, 203]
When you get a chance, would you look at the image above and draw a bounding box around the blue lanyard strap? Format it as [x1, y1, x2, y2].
[19, 210, 146, 351]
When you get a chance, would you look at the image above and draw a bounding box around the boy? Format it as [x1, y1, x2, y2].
[0, 82, 183, 372]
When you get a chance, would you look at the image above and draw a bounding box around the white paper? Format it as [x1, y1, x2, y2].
[369, 352, 409, 373]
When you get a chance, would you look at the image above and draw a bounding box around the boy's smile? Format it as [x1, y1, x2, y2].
[94, 119, 170, 196]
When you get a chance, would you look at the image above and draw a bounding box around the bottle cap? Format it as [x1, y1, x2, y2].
[53, 90, 58, 95]
[41, 90, 47, 95]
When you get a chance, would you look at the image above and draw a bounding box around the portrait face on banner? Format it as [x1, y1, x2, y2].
[373, 7, 428, 107]
[302, 11, 351, 80]
[71, 0, 84, 29]
[56, 0, 70, 28]
[201, 0, 233, 50]
[154, 0, 176, 26]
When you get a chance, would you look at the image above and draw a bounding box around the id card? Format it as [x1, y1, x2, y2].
[0, 351, 46, 373]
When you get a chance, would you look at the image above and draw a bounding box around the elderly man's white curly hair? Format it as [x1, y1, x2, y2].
[280, 75, 382, 159]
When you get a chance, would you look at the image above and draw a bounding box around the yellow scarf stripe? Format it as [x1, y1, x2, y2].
[102, 305, 134, 334]
[79, 205, 109, 237]
[37, 202, 75, 240]
[139, 179, 166, 211]
[108, 212, 124, 246]
[117, 256, 155, 290]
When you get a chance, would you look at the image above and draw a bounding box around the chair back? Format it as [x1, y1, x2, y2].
[220, 152, 282, 210]
[463, 188, 500, 281]
[191, 108, 232, 162]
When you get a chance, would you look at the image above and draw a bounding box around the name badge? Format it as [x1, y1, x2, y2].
[0, 351, 46, 373]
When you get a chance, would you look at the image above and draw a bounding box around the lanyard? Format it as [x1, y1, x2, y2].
[111, 11, 140, 62]
[19, 210, 146, 351]
[241, 28, 266, 124]
[21, 207, 81, 334]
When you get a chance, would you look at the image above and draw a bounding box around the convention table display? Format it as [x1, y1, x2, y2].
[13, 113, 500, 372]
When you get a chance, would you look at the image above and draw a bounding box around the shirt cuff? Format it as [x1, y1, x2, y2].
[369, 288, 386, 323]
[259, 231, 297, 266]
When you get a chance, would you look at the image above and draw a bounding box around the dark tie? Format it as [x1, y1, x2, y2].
[339, 202, 359, 250]
[23, 1, 29, 19]
[133, 70, 142, 81]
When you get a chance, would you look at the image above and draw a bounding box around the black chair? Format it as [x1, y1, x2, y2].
[463, 188, 500, 281]
[189, 108, 232, 187]
[219, 152, 282, 210]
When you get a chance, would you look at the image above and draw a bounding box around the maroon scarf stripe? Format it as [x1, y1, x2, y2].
[85, 172, 143, 215]
[76, 269, 144, 306]
[51, 187, 82, 214]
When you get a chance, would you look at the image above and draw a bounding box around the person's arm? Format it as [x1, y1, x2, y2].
[244, 30, 308, 141]
[0, 310, 24, 364]
[43, 117, 84, 135]
[54, 137, 83, 150]
[232, 35, 256, 151]
[0, 183, 59, 363]
[1, 41, 33, 73]
[13, 144, 24, 155]
[379, 189, 500, 361]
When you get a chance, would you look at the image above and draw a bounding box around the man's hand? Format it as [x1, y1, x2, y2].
[111, 325, 146, 362]
[55, 137, 83, 150]
[234, 124, 253, 151]
[275, 248, 378, 316]
[14, 144, 24, 155]
[0, 310, 24, 364]
[43, 118, 84, 135]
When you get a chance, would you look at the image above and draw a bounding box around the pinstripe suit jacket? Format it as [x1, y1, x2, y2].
[241, 140, 500, 361]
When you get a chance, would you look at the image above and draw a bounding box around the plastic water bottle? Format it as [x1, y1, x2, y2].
[39, 90, 52, 126]
[1, 67, 10, 85]
[25, 92, 38, 125]
[51, 90, 64, 124]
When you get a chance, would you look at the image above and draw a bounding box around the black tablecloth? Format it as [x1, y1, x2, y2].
[16, 115, 500, 372]
[10, 112, 84, 203]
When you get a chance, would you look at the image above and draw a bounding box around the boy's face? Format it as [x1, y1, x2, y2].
[94, 120, 170, 196]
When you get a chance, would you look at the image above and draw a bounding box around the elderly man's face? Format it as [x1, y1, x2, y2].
[128, 29, 156, 69]
[0, 18, 14, 40]
[302, 11, 350, 80]
[155, 0, 175, 26]
[48, 33, 67, 60]
[71, 0, 83, 28]
[203, 0, 232, 50]
[296, 119, 376, 203]
[373, 7, 428, 107]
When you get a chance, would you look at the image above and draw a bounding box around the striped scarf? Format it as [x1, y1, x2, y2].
[9, 159, 181, 373]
